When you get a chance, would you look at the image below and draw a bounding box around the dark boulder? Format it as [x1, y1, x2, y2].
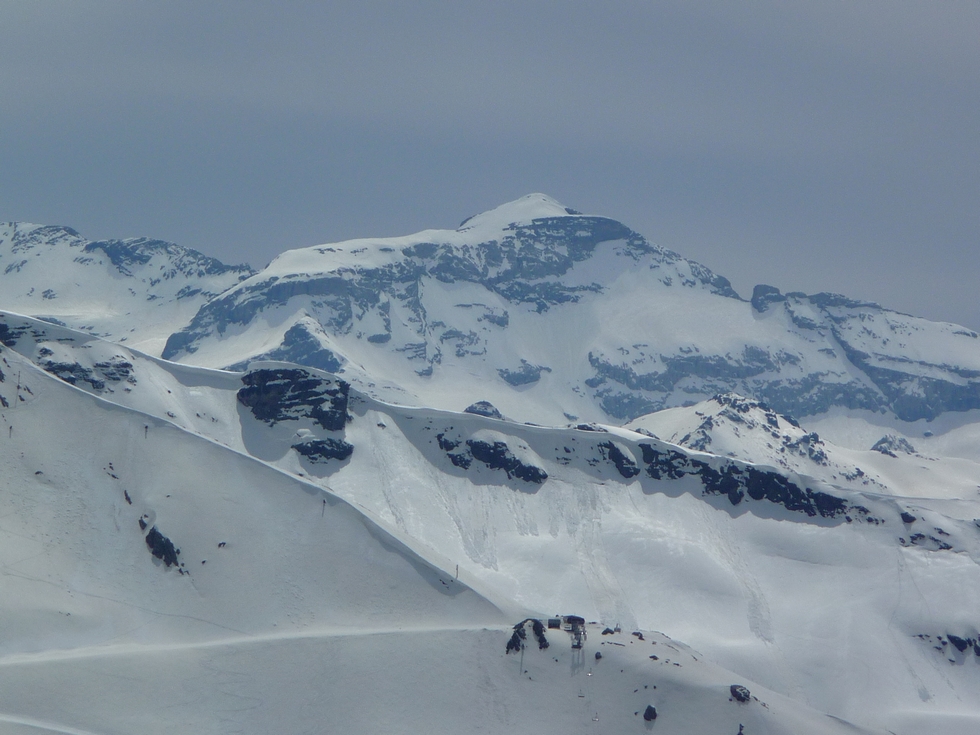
[643, 705, 658, 721]
[145, 526, 180, 567]
[947, 634, 973, 653]
[730, 684, 751, 703]
[292, 438, 354, 463]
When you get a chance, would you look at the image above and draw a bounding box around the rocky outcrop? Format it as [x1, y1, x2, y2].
[144, 526, 180, 567]
[36, 356, 136, 393]
[464, 401, 503, 419]
[498, 360, 551, 386]
[598, 441, 640, 478]
[730, 684, 751, 703]
[466, 439, 548, 484]
[227, 323, 342, 374]
[872, 435, 917, 457]
[237, 368, 350, 431]
[638, 443, 855, 519]
[292, 438, 354, 463]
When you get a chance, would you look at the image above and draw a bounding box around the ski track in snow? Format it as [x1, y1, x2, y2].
[0, 714, 107, 735]
[573, 484, 638, 631]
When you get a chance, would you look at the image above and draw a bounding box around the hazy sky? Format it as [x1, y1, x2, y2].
[2, 2, 978, 327]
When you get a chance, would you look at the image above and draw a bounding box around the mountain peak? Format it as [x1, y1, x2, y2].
[457, 193, 578, 231]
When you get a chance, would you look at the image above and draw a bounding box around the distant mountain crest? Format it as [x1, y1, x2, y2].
[5, 197, 980, 425]
[0, 221, 252, 352]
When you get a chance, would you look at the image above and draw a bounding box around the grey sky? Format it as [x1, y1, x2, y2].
[2, 2, 978, 327]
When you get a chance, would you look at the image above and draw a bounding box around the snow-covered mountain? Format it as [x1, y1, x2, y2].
[0, 312, 887, 735]
[4, 195, 980, 734]
[628, 392, 980, 501]
[4, 309, 980, 733]
[154, 194, 980, 427]
[0, 221, 252, 354]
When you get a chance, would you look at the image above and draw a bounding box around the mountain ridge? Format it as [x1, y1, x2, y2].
[147, 195, 980, 425]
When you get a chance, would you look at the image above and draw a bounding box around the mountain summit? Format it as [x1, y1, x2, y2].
[154, 195, 980, 425]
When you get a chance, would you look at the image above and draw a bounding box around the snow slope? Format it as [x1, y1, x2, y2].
[0, 318, 884, 735]
[4, 312, 979, 734]
[0, 626, 880, 735]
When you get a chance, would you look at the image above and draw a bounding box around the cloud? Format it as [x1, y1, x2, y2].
[1, 1, 977, 327]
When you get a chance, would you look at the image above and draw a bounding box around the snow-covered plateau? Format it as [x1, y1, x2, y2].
[2, 196, 980, 734]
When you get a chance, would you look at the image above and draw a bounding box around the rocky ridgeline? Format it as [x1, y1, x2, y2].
[237, 367, 354, 465]
[0, 315, 137, 394]
[420, 399, 885, 526]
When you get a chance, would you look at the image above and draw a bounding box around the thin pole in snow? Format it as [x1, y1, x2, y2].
[321, 498, 326, 517]
[455, 564, 458, 579]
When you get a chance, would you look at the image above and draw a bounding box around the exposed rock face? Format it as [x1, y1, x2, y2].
[628, 393, 895, 492]
[730, 684, 751, 703]
[466, 439, 548, 484]
[591, 287, 980, 422]
[751, 284, 786, 313]
[36, 356, 136, 393]
[903, 533, 953, 551]
[227, 322, 342, 374]
[237, 368, 350, 431]
[0, 314, 140, 397]
[915, 633, 980, 660]
[164, 209, 739, 366]
[292, 438, 354, 463]
[638, 443, 854, 519]
[144, 526, 179, 567]
[872, 435, 917, 457]
[498, 360, 551, 386]
[464, 401, 503, 419]
[293, 439, 354, 462]
[598, 441, 640, 478]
